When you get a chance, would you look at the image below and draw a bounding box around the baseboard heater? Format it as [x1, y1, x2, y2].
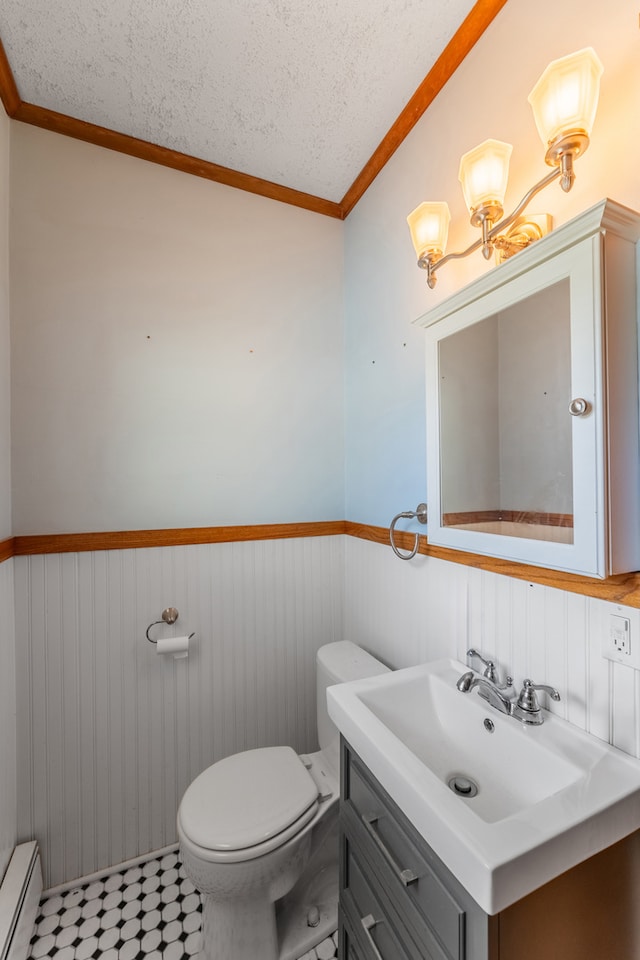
[0, 843, 42, 960]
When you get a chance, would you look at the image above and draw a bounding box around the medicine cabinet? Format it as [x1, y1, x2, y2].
[415, 199, 640, 578]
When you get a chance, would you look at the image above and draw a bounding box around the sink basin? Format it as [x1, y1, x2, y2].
[358, 666, 584, 824]
[327, 658, 640, 914]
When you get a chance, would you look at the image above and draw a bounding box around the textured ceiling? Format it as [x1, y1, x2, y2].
[0, 0, 479, 203]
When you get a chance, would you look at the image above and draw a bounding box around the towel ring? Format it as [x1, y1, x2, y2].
[389, 503, 427, 560]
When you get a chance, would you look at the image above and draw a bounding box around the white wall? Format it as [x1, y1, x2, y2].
[344, 0, 640, 529]
[14, 536, 344, 888]
[10, 125, 345, 534]
[345, 538, 640, 757]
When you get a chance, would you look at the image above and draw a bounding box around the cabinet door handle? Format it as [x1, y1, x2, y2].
[362, 813, 418, 886]
[361, 914, 385, 960]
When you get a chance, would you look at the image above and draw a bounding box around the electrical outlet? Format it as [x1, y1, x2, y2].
[611, 615, 631, 655]
[603, 613, 638, 667]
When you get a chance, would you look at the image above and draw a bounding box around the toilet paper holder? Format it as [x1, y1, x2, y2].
[146, 607, 195, 644]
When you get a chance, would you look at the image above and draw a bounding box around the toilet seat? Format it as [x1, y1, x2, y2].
[179, 797, 320, 864]
[178, 746, 320, 863]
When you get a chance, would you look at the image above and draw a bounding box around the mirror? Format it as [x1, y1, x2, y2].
[438, 280, 573, 544]
[419, 200, 640, 579]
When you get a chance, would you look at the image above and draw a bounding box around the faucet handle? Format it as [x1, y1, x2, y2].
[517, 679, 561, 712]
[466, 649, 512, 689]
[466, 648, 497, 680]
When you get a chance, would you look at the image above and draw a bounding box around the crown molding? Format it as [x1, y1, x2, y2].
[13, 101, 345, 219]
[0, 38, 19, 117]
[0, 0, 508, 218]
[340, 0, 510, 217]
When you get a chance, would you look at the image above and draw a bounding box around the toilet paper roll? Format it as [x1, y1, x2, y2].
[156, 635, 190, 659]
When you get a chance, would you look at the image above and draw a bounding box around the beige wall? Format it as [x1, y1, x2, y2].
[10, 126, 345, 534]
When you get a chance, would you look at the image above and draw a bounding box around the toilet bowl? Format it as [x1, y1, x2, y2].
[177, 641, 389, 960]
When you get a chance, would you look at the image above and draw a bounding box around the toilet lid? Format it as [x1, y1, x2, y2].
[178, 746, 319, 851]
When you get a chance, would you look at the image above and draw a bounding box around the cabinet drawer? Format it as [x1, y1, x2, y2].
[345, 751, 465, 959]
[343, 838, 423, 960]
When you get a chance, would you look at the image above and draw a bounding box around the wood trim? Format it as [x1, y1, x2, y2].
[443, 510, 574, 528]
[12, 102, 344, 220]
[342, 520, 394, 547]
[443, 510, 502, 526]
[0, 38, 20, 117]
[344, 521, 640, 607]
[5, 521, 640, 605]
[0, 538, 14, 563]
[339, 0, 510, 217]
[12, 521, 347, 556]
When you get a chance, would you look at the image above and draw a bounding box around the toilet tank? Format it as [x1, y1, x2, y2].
[316, 641, 390, 751]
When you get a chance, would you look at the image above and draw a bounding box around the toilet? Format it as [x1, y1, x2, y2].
[177, 641, 389, 960]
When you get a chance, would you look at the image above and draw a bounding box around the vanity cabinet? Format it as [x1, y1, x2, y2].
[338, 739, 640, 960]
[415, 199, 640, 578]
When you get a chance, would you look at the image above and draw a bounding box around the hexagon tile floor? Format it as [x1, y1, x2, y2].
[28, 849, 338, 960]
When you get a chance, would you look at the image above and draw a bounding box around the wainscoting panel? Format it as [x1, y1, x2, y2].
[344, 536, 640, 756]
[14, 533, 640, 890]
[13, 537, 345, 888]
[0, 557, 17, 880]
[344, 536, 468, 668]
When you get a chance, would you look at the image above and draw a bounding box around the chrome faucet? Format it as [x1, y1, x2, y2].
[466, 648, 513, 690]
[457, 656, 560, 726]
[456, 671, 514, 715]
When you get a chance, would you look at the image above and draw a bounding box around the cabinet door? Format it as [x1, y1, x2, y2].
[345, 759, 464, 958]
[425, 233, 611, 576]
[340, 741, 491, 960]
[341, 834, 430, 960]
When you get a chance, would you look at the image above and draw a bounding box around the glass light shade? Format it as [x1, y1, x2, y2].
[407, 201, 451, 260]
[458, 139, 513, 215]
[528, 47, 603, 147]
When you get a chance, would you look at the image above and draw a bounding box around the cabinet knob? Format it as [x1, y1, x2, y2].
[568, 397, 590, 416]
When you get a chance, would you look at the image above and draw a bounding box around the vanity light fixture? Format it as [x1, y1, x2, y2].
[408, 47, 603, 288]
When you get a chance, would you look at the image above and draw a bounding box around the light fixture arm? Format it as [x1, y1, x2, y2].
[425, 165, 561, 289]
[486, 166, 560, 241]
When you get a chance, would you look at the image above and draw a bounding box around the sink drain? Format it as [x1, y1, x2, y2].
[448, 775, 478, 798]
